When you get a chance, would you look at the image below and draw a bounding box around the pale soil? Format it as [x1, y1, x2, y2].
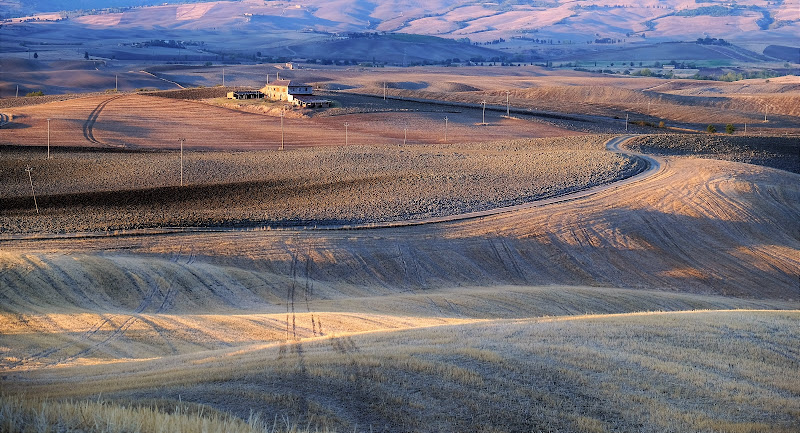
[0, 91, 577, 151]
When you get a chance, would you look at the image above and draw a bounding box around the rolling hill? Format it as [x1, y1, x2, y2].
[2, 0, 798, 63]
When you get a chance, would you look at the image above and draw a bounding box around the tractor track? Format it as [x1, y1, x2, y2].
[82, 94, 125, 148]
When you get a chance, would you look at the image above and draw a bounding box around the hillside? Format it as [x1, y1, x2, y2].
[2, 142, 799, 430]
[2, 0, 798, 63]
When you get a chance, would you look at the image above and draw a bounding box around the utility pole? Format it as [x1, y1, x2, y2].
[222, 68, 225, 87]
[280, 106, 286, 150]
[179, 137, 185, 186]
[481, 100, 487, 124]
[344, 122, 349, 146]
[404, 126, 407, 145]
[46, 118, 50, 159]
[625, 113, 629, 131]
[16, 85, 19, 98]
[25, 166, 38, 214]
[115, 74, 118, 92]
[505, 90, 510, 117]
[384, 82, 387, 101]
[764, 105, 768, 122]
[444, 116, 448, 142]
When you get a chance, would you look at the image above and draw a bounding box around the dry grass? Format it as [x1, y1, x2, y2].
[2, 252, 795, 370]
[3, 311, 798, 432]
[0, 394, 325, 433]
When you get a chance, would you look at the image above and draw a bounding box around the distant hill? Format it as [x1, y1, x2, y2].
[7, 0, 798, 47]
[764, 45, 800, 63]
[3, 0, 797, 64]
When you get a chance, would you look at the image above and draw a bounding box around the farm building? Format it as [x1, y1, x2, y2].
[261, 80, 331, 108]
[227, 90, 265, 100]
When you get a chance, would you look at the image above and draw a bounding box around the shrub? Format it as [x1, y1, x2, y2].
[725, 124, 735, 134]
[706, 124, 717, 133]
[25, 90, 44, 97]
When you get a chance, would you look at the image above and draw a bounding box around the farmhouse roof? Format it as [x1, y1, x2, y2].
[267, 79, 292, 87]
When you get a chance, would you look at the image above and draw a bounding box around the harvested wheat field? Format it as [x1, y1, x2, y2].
[2, 118, 799, 431]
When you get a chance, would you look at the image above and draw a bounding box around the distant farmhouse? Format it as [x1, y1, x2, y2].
[261, 79, 331, 108]
[226, 79, 330, 108]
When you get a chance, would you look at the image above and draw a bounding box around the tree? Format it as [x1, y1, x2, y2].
[725, 123, 735, 134]
[33, 52, 38, 59]
[84, 51, 89, 60]
[707, 124, 717, 133]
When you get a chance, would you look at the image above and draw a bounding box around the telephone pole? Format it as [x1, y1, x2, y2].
[46, 118, 51, 159]
[179, 137, 185, 186]
[444, 116, 448, 142]
[25, 166, 38, 214]
[344, 122, 349, 146]
[280, 106, 286, 150]
[505, 90, 510, 116]
[481, 100, 487, 124]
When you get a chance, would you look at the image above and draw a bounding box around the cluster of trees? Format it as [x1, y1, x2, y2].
[707, 124, 737, 134]
[480, 38, 507, 45]
[696, 36, 731, 46]
[593, 38, 624, 44]
[695, 69, 784, 82]
[135, 39, 186, 49]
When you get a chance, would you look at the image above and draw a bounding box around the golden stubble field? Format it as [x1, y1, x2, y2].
[2, 144, 799, 431]
[1, 67, 800, 432]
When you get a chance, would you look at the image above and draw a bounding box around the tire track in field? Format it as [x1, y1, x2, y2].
[82, 94, 125, 147]
[55, 281, 161, 365]
[2, 279, 161, 369]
